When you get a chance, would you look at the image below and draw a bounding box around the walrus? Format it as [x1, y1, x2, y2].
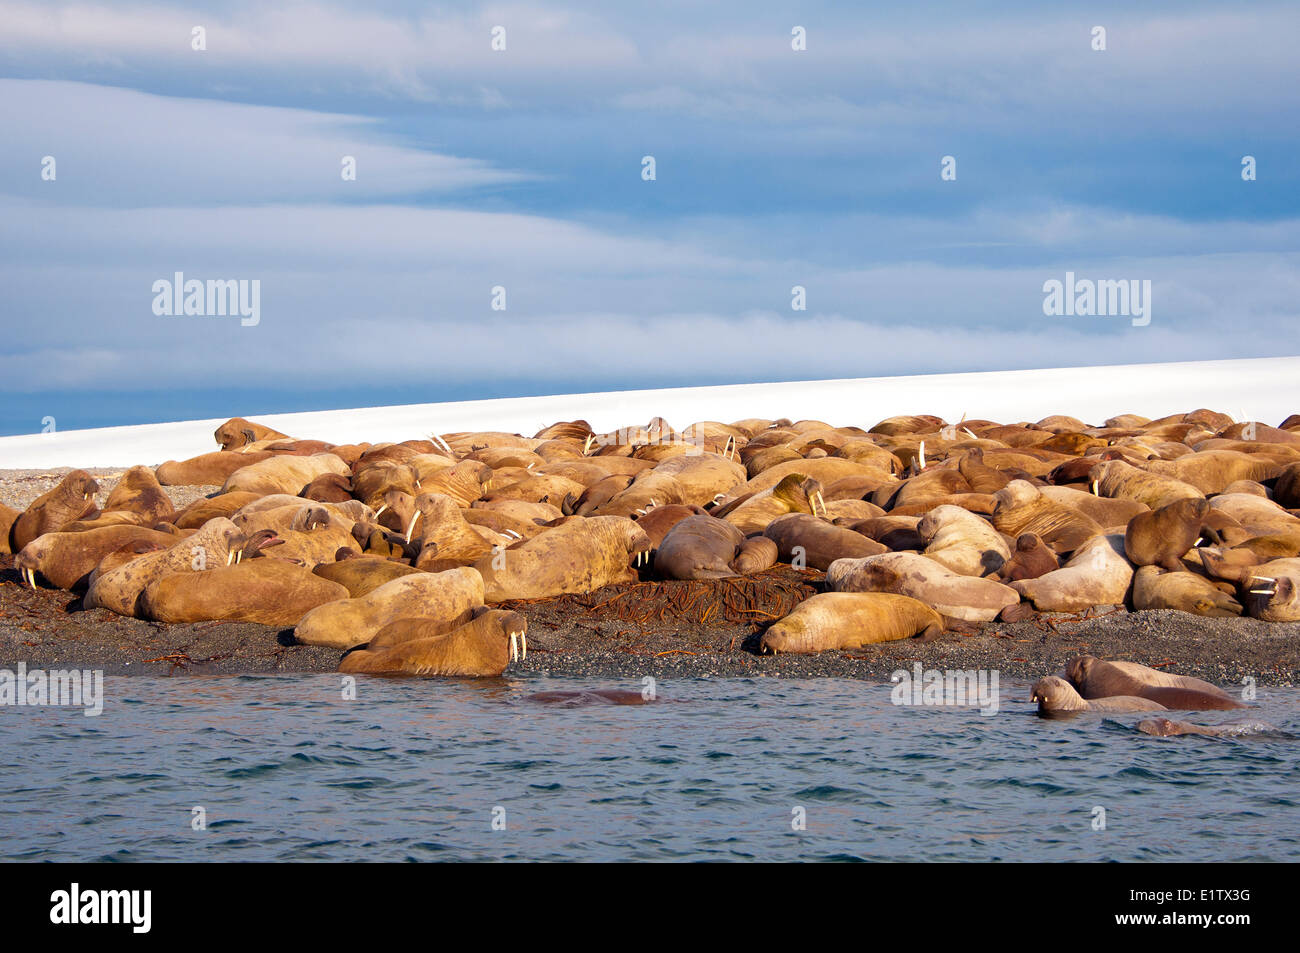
[82, 517, 244, 617]
[1131, 565, 1242, 617]
[141, 558, 349, 627]
[654, 514, 749, 579]
[301, 472, 354, 503]
[231, 504, 361, 565]
[717, 473, 826, 534]
[759, 592, 944, 654]
[995, 533, 1059, 582]
[311, 555, 423, 597]
[1031, 676, 1167, 714]
[405, 493, 495, 567]
[221, 453, 350, 496]
[525, 688, 653, 706]
[96, 465, 174, 525]
[1063, 656, 1243, 710]
[991, 480, 1102, 555]
[916, 504, 1010, 577]
[156, 450, 277, 486]
[214, 417, 289, 451]
[1237, 558, 1300, 621]
[762, 512, 886, 570]
[1124, 499, 1233, 571]
[1136, 717, 1284, 738]
[11, 470, 100, 551]
[1011, 534, 1134, 612]
[632, 503, 708, 551]
[473, 516, 650, 602]
[340, 610, 527, 676]
[826, 552, 1020, 622]
[172, 491, 264, 529]
[294, 566, 485, 650]
[0, 502, 18, 555]
[14, 524, 179, 590]
[1088, 459, 1203, 509]
[731, 535, 779, 574]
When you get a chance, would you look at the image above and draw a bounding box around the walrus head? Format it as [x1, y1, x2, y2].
[291, 505, 332, 533]
[1136, 717, 1181, 737]
[1063, 655, 1096, 690]
[238, 529, 283, 561]
[1030, 675, 1086, 712]
[14, 537, 50, 588]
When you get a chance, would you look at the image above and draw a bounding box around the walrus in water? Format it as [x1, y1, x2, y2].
[1124, 499, 1233, 571]
[1136, 717, 1284, 738]
[1031, 676, 1166, 714]
[141, 558, 349, 627]
[1131, 565, 1242, 617]
[294, 566, 485, 650]
[759, 592, 943, 654]
[473, 516, 650, 602]
[762, 512, 886, 570]
[339, 609, 527, 677]
[1064, 656, 1244, 710]
[14, 524, 179, 590]
[827, 552, 1020, 622]
[11, 470, 100, 551]
[525, 688, 652, 706]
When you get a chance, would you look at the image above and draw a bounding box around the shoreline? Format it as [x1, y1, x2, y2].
[3, 557, 1296, 685]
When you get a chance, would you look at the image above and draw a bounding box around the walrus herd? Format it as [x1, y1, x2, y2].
[4, 409, 1300, 689]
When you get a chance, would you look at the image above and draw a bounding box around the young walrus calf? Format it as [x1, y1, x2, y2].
[759, 592, 943, 654]
[1031, 676, 1166, 714]
[1063, 655, 1243, 710]
[339, 609, 527, 677]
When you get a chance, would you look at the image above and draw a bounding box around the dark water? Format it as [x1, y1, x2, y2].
[1, 676, 1296, 862]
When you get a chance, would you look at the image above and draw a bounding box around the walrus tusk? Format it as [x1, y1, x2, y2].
[503, 529, 521, 540]
[521, 631, 526, 660]
[1249, 576, 1276, 584]
[406, 512, 422, 544]
[235, 550, 242, 564]
[1249, 588, 1276, 595]
[583, 434, 595, 455]
[226, 550, 235, 566]
[509, 632, 518, 663]
[963, 427, 977, 439]
[373, 504, 388, 519]
[918, 441, 926, 470]
[1091, 479, 1099, 496]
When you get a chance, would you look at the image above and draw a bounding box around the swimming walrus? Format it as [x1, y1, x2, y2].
[140, 558, 350, 627]
[82, 517, 244, 616]
[759, 592, 944, 654]
[11, 470, 100, 551]
[14, 524, 180, 590]
[524, 688, 653, 706]
[1131, 565, 1242, 617]
[294, 566, 485, 650]
[762, 512, 886, 570]
[1031, 676, 1166, 714]
[826, 552, 1020, 622]
[1063, 655, 1243, 710]
[1136, 717, 1283, 738]
[473, 516, 650, 602]
[339, 609, 527, 677]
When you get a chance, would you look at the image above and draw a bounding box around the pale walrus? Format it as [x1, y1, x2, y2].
[1063, 655, 1244, 710]
[916, 504, 1010, 577]
[1011, 534, 1134, 612]
[759, 592, 944, 654]
[473, 516, 650, 602]
[1031, 676, 1167, 714]
[294, 566, 485, 650]
[339, 609, 527, 677]
[826, 552, 1020, 622]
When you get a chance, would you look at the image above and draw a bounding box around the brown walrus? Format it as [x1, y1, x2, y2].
[1124, 498, 1233, 571]
[1136, 717, 1283, 738]
[339, 609, 527, 677]
[1131, 565, 1242, 617]
[0, 502, 19, 555]
[525, 688, 652, 706]
[141, 559, 349, 627]
[991, 480, 1102, 555]
[759, 592, 943, 654]
[311, 556, 423, 598]
[473, 516, 649, 602]
[14, 524, 179, 590]
[995, 533, 1059, 582]
[1063, 656, 1243, 710]
[1031, 676, 1166, 714]
[654, 514, 749, 579]
[762, 512, 886, 570]
[11, 470, 100, 551]
[214, 416, 289, 451]
[156, 450, 277, 487]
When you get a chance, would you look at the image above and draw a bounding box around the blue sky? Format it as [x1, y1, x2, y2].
[1, 1, 1297, 434]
